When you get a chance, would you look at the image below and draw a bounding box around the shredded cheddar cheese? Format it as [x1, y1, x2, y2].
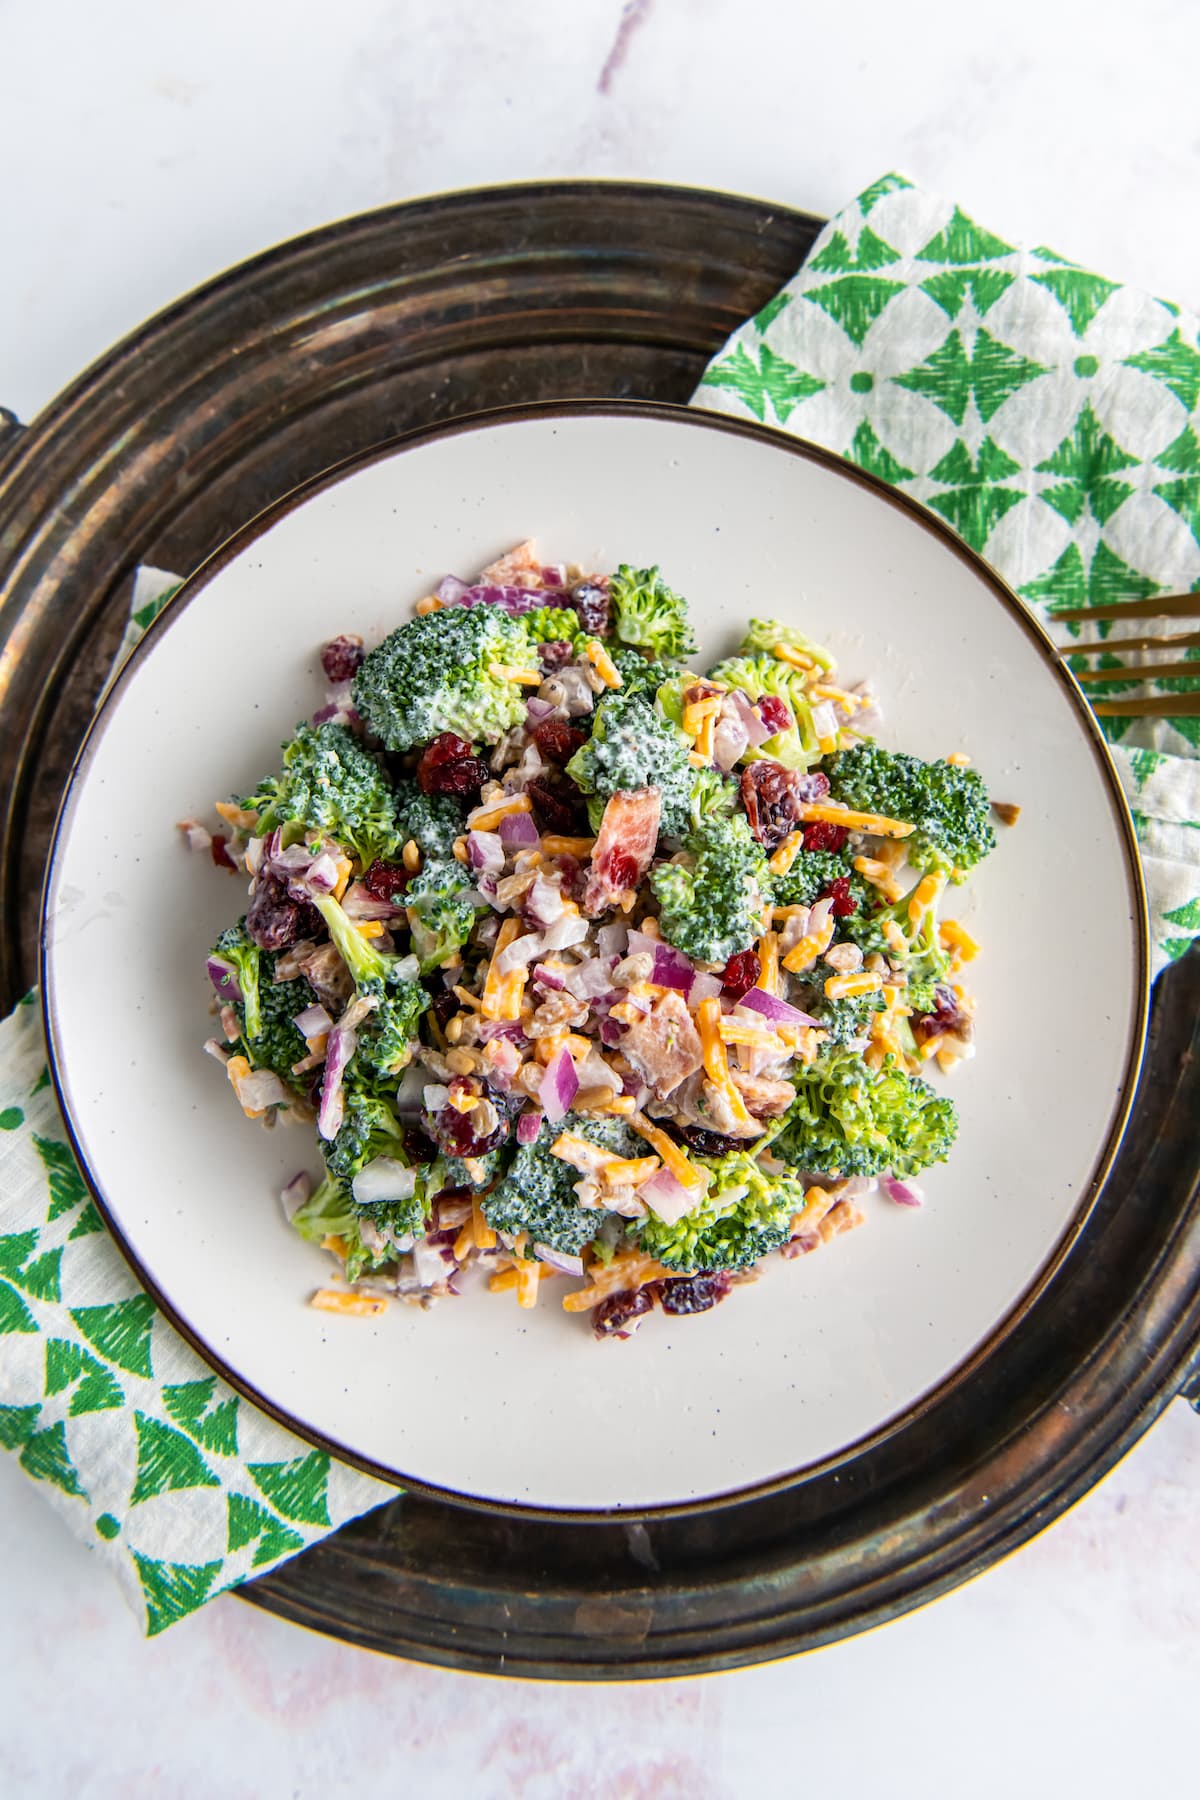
[768, 831, 804, 876]
[310, 1289, 388, 1317]
[799, 801, 914, 839]
[561, 1250, 675, 1312]
[939, 919, 980, 963]
[824, 970, 884, 1001]
[215, 800, 258, 830]
[493, 664, 543, 685]
[468, 792, 533, 833]
[480, 918, 524, 1019]
[626, 1115, 706, 1191]
[695, 998, 758, 1127]
[907, 871, 945, 925]
[541, 834, 596, 857]
[583, 639, 622, 688]
[772, 642, 816, 670]
[757, 930, 780, 992]
[599, 1156, 662, 1188]
[781, 909, 836, 974]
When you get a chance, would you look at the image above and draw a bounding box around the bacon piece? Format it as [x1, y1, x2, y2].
[583, 787, 662, 917]
[481, 539, 543, 590]
[621, 990, 704, 1100]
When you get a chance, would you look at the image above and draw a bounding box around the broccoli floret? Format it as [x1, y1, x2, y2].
[827, 744, 996, 879]
[392, 779, 466, 861]
[798, 985, 888, 1047]
[323, 1086, 407, 1185]
[291, 1165, 426, 1284]
[771, 848, 867, 910]
[608, 564, 697, 662]
[705, 652, 821, 770]
[651, 810, 770, 964]
[484, 1113, 640, 1257]
[636, 1150, 806, 1273]
[404, 855, 478, 973]
[231, 959, 313, 1094]
[773, 1046, 958, 1179]
[739, 618, 837, 672]
[213, 921, 262, 1038]
[241, 722, 401, 868]
[526, 604, 587, 647]
[610, 645, 675, 699]
[565, 689, 694, 835]
[687, 764, 738, 832]
[356, 973, 428, 1077]
[352, 605, 536, 751]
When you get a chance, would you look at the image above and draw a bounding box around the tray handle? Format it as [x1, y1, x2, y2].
[0, 407, 25, 459]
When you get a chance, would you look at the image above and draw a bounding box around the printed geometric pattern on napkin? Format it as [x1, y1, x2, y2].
[695, 173, 1200, 974]
[0, 992, 394, 1636]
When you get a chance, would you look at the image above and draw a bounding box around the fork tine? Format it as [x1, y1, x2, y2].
[1053, 593, 1200, 622]
[1092, 692, 1200, 717]
[1064, 630, 1200, 656]
[1073, 661, 1200, 684]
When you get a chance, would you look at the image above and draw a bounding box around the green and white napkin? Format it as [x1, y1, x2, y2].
[694, 172, 1200, 973]
[4, 175, 1198, 1638]
[0, 574, 395, 1636]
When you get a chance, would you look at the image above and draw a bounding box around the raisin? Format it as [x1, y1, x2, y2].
[538, 639, 574, 671]
[245, 875, 322, 951]
[403, 1127, 438, 1164]
[911, 983, 972, 1046]
[659, 1273, 732, 1315]
[362, 859, 411, 903]
[527, 772, 588, 834]
[674, 1124, 763, 1156]
[417, 732, 487, 799]
[820, 875, 858, 918]
[757, 696, 793, 737]
[424, 1095, 506, 1159]
[532, 718, 587, 764]
[721, 949, 761, 998]
[592, 1286, 657, 1337]
[320, 634, 365, 682]
[210, 833, 237, 872]
[739, 761, 830, 851]
[431, 988, 459, 1029]
[571, 580, 610, 635]
[802, 820, 848, 853]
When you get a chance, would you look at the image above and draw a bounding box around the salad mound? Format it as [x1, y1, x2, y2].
[187, 540, 1002, 1340]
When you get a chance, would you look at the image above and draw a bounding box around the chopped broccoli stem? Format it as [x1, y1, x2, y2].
[213, 922, 261, 1039]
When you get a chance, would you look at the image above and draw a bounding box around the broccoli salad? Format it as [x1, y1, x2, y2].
[185, 539, 1008, 1340]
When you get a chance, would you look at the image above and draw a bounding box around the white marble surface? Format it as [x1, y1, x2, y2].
[4, 1, 1200, 1791]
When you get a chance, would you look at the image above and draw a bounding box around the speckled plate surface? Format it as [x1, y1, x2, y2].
[40, 402, 1147, 1514]
[3, 184, 1198, 1674]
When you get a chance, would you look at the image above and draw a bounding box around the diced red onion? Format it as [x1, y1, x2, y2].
[688, 973, 724, 1005]
[467, 829, 505, 875]
[712, 713, 749, 772]
[341, 881, 400, 921]
[353, 1157, 418, 1206]
[808, 896, 834, 938]
[727, 687, 771, 749]
[206, 955, 242, 1003]
[524, 696, 556, 725]
[625, 928, 658, 961]
[517, 1108, 544, 1145]
[533, 1244, 585, 1277]
[293, 1002, 333, 1037]
[394, 1064, 427, 1118]
[437, 574, 470, 605]
[317, 1025, 355, 1139]
[652, 943, 695, 993]
[738, 989, 819, 1027]
[500, 808, 541, 848]
[476, 1018, 527, 1043]
[881, 1177, 924, 1208]
[539, 564, 566, 588]
[413, 1237, 452, 1287]
[540, 1044, 579, 1123]
[811, 699, 839, 743]
[641, 1167, 700, 1227]
[423, 1083, 450, 1112]
[532, 963, 565, 991]
[563, 957, 616, 1001]
[524, 871, 566, 928]
[440, 579, 546, 616]
[279, 1171, 313, 1221]
[234, 1066, 292, 1112]
[599, 1016, 625, 1047]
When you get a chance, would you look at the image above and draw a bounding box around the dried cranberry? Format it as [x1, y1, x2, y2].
[362, 859, 411, 903]
[721, 949, 761, 998]
[820, 875, 859, 918]
[532, 718, 587, 764]
[592, 1286, 657, 1337]
[403, 1127, 438, 1164]
[739, 761, 830, 851]
[245, 875, 322, 951]
[527, 773, 588, 834]
[802, 820, 848, 853]
[659, 1273, 732, 1315]
[431, 988, 459, 1030]
[417, 732, 487, 800]
[320, 634, 365, 682]
[605, 851, 641, 892]
[424, 1092, 506, 1159]
[538, 639, 574, 672]
[570, 580, 610, 636]
[911, 983, 972, 1046]
[757, 696, 793, 737]
[210, 833, 237, 872]
[674, 1124, 763, 1156]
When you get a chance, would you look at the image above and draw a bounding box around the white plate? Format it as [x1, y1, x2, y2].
[42, 404, 1147, 1515]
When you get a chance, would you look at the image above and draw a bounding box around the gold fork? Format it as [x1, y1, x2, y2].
[1054, 593, 1200, 717]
